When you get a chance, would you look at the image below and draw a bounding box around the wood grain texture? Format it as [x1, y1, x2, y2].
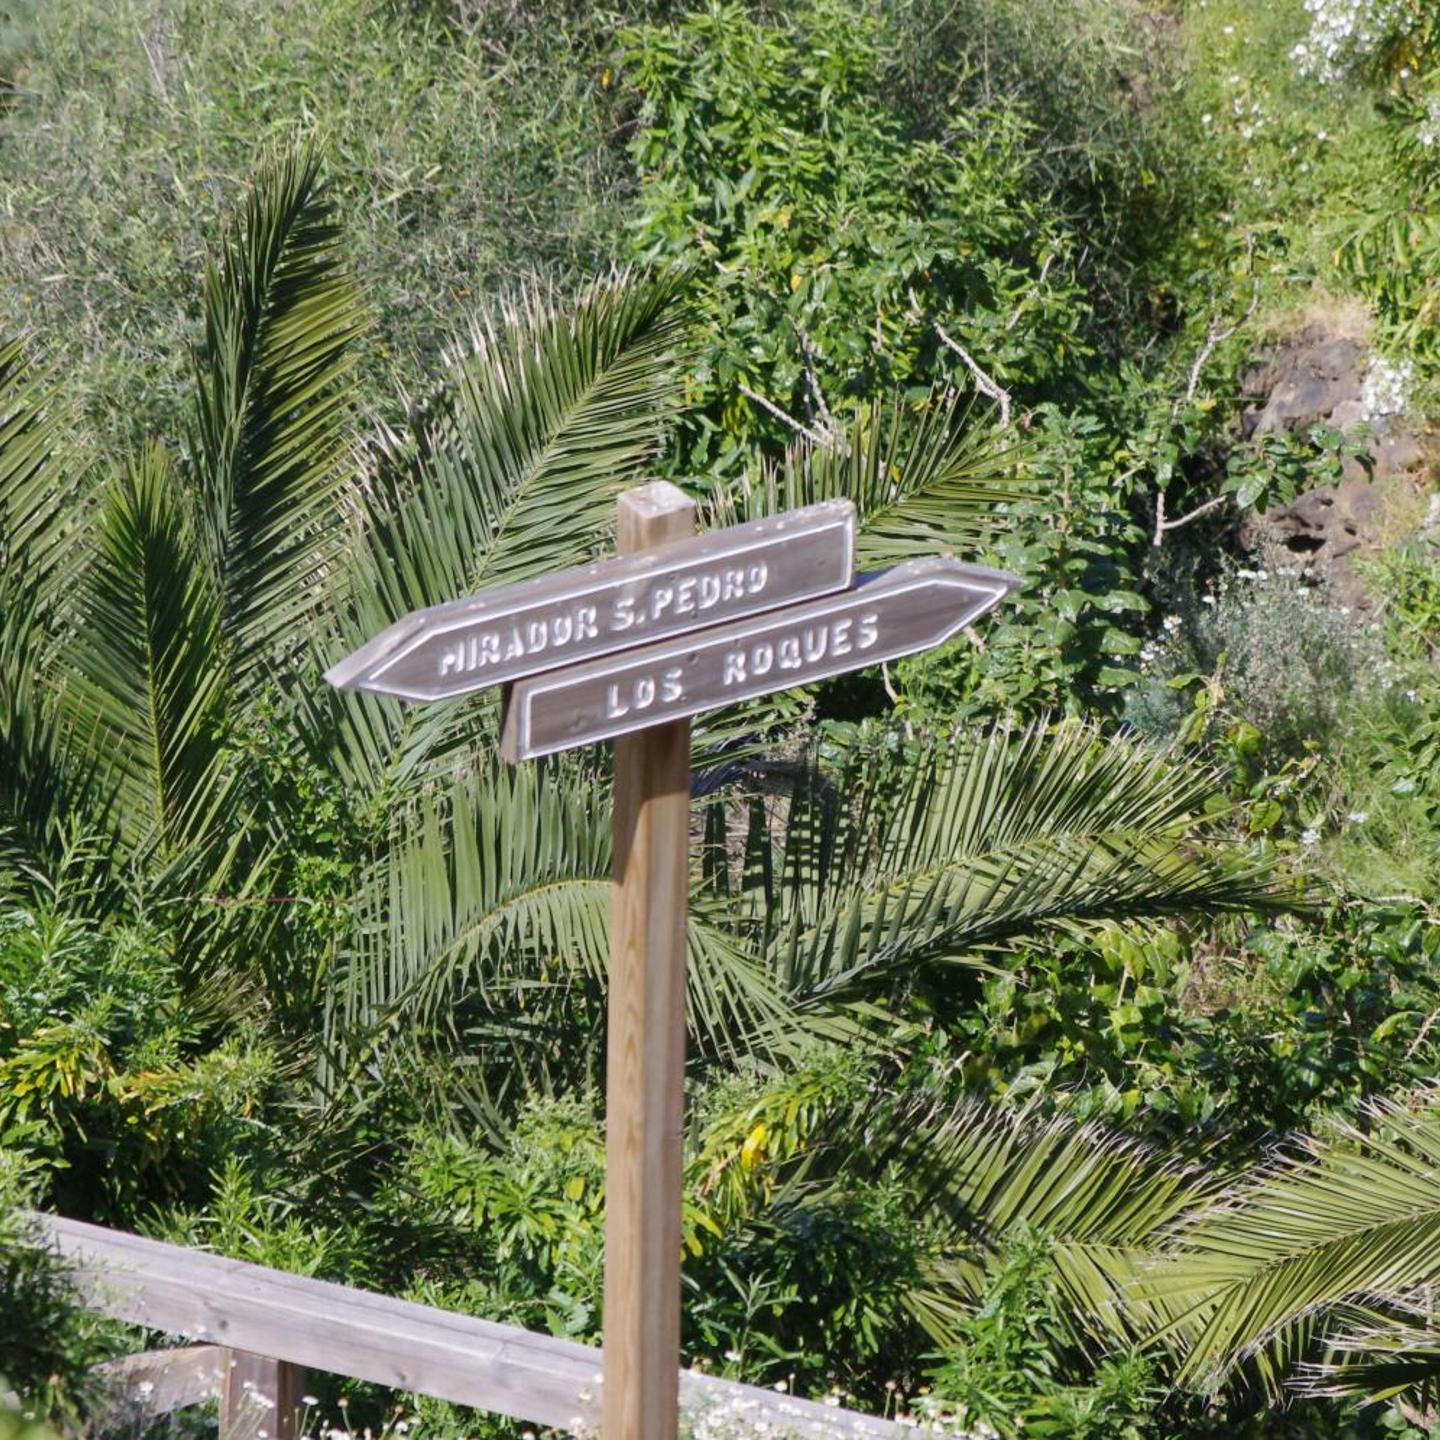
[605, 481, 695, 1440]
[46, 1214, 599, 1431]
[220, 1350, 306, 1440]
[93, 1345, 225, 1421]
[40, 1214, 902, 1440]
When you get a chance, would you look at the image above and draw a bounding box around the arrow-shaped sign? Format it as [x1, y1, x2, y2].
[324, 500, 855, 701]
[499, 556, 1019, 760]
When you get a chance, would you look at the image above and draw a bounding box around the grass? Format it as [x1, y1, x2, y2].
[0, 0, 634, 445]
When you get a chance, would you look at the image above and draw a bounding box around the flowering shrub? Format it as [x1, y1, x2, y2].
[1360, 355, 1416, 420]
[1292, 0, 1438, 82]
[1292, 0, 1411, 83]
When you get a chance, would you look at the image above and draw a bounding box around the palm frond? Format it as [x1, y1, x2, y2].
[707, 390, 1032, 565]
[863, 1096, 1208, 1347]
[751, 718, 1293, 1006]
[1149, 1090, 1440, 1395]
[351, 268, 692, 623]
[0, 335, 90, 622]
[0, 336, 95, 873]
[190, 138, 364, 687]
[315, 270, 692, 799]
[66, 442, 229, 853]
[1293, 1303, 1440, 1404]
[327, 757, 802, 1091]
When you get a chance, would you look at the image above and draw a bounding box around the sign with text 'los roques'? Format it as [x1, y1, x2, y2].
[498, 556, 1015, 759]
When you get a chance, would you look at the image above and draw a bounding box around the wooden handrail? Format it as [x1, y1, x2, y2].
[40, 1215, 905, 1439]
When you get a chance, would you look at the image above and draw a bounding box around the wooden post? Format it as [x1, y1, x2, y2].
[219, 1349, 306, 1440]
[604, 482, 695, 1440]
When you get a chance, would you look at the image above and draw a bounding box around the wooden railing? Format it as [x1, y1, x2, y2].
[39, 1215, 905, 1440]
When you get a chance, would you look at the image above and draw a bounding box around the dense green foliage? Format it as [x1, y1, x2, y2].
[4, 0, 1440, 1437]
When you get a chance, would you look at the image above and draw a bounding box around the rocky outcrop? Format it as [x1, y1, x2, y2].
[1239, 327, 1428, 598]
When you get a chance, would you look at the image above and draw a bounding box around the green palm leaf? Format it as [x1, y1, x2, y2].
[1294, 1305, 1440, 1405]
[328, 758, 802, 1091]
[66, 443, 228, 853]
[0, 337, 95, 873]
[1150, 1090, 1440, 1396]
[752, 719, 1292, 1006]
[706, 390, 1032, 565]
[190, 138, 364, 687]
[352, 269, 692, 623]
[315, 271, 693, 799]
[858, 1096, 1208, 1348]
[0, 336, 90, 623]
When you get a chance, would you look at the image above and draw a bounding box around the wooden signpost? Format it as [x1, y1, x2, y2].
[327, 481, 1018, 1440]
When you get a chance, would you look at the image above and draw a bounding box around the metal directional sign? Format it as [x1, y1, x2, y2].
[498, 556, 1018, 760]
[323, 499, 856, 701]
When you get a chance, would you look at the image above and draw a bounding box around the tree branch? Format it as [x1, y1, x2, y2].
[931, 320, 1012, 428]
[735, 381, 839, 451]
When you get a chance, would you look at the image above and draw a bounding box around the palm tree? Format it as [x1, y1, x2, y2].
[1, 140, 1303, 1393]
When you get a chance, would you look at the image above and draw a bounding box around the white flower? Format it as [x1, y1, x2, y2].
[1224, 23, 1236, 33]
[1394, 777, 1417, 794]
[1347, 811, 1369, 824]
[1418, 97, 1440, 147]
[1361, 356, 1414, 420]
[1201, 112, 1213, 124]
[1294, 0, 1410, 82]
[1301, 828, 1321, 845]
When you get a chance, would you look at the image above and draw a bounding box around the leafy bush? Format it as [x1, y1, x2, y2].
[0, 909, 277, 1219]
[925, 1228, 1161, 1440]
[618, 0, 1090, 471]
[0, 1151, 120, 1425]
[0, 0, 634, 439]
[1125, 554, 1387, 761]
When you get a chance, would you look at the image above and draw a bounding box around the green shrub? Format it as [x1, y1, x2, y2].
[0, 1151, 119, 1425]
[0, 0, 632, 440]
[1125, 554, 1387, 761]
[0, 907, 277, 1219]
[618, 0, 1090, 472]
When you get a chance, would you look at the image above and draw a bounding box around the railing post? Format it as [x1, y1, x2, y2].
[220, 1350, 306, 1440]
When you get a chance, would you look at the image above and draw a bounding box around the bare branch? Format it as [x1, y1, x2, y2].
[796, 332, 848, 454]
[1152, 275, 1259, 548]
[1152, 491, 1229, 547]
[735, 381, 838, 451]
[932, 320, 1012, 428]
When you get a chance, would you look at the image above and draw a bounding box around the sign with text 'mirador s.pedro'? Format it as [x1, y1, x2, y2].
[323, 499, 857, 701]
[498, 556, 1018, 760]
